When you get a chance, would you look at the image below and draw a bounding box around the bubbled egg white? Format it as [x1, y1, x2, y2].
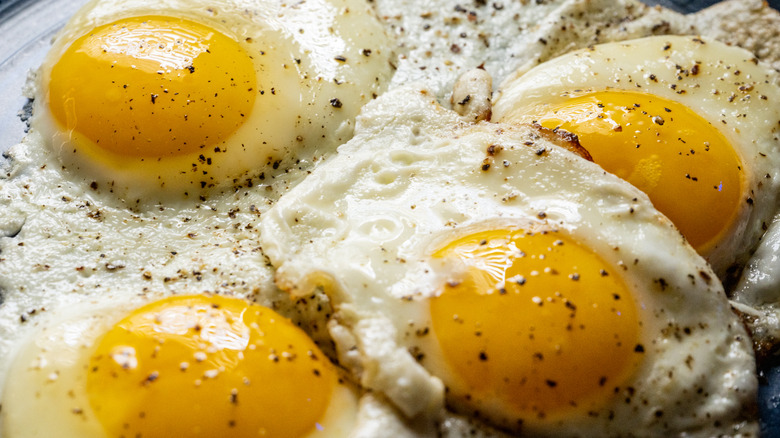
[492, 35, 780, 280]
[33, 0, 395, 201]
[259, 85, 758, 436]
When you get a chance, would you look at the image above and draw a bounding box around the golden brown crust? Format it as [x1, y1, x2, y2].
[529, 122, 594, 162]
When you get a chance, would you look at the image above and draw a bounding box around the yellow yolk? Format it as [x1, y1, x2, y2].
[49, 16, 256, 159]
[430, 229, 642, 427]
[500, 91, 743, 253]
[86, 295, 335, 437]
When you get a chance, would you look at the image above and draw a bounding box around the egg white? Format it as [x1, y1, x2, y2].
[3, 0, 780, 436]
[488, 31, 780, 358]
[0, 0, 394, 418]
[0, 293, 433, 438]
[731, 214, 780, 355]
[33, 0, 395, 201]
[372, 0, 693, 101]
[492, 35, 780, 281]
[259, 85, 758, 436]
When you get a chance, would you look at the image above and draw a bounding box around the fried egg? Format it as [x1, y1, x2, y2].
[2, 0, 780, 437]
[258, 85, 758, 436]
[0, 0, 394, 422]
[2, 294, 368, 437]
[33, 0, 394, 201]
[492, 35, 780, 280]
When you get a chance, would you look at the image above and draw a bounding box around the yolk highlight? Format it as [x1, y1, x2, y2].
[430, 229, 641, 426]
[87, 295, 335, 438]
[49, 16, 256, 159]
[501, 91, 743, 253]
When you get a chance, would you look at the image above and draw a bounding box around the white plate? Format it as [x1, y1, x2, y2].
[0, 0, 87, 152]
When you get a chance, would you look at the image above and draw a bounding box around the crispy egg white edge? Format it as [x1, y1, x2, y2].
[258, 84, 758, 437]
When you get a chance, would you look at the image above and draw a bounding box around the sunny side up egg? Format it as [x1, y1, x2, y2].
[0, 1, 403, 435]
[492, 35, 780, 281]
[1, 294, 368, 437]
[0, 0, 396, 340]
[258, 85, 758, 436]
[33, 0, 395, 202]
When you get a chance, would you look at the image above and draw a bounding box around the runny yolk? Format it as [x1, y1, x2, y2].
[86, 295, 335, 438]
[500, 91, 743, 254]
[430, 229, 642, 427]
[49, 16, 256, 159]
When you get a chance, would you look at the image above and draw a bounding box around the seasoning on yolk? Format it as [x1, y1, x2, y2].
[48, 16, 257, 159]
[430, 229, 642, 428]
[499, 90, 744, 254]
[86, 295, 335, 438]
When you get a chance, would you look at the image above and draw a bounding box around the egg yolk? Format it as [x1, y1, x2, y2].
[49, 16, 256, 159]
[86, 295, 335, 437]
[500, 91, 743, 253]
[430, 228, 642, 426]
